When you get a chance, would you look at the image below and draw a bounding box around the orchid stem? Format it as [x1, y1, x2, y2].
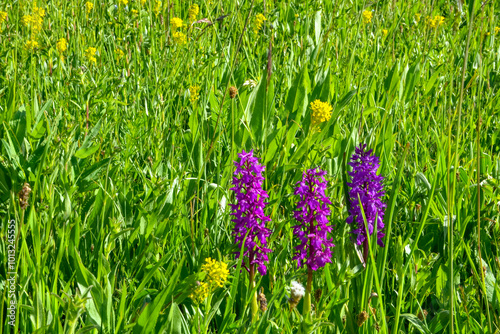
[303, 268, 313, 320]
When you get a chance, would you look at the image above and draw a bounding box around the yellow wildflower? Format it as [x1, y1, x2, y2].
[190, 85, 200, 102]
[362, 10, 373, 24]
[310, 99, 333, 129]
[31, 16, 43, 36]
[253, 13, 266, 33]
[22, 15, 32, 26]
[415, 13, 421, 22]
[436, 16, 445, 26]
[189, 281, 210, 304]
[33, 3, 45, 19]
[201, 258, 229, 288]
[119, 0, 128, 5]
[22, 3, 45, 37]
[85, 47, 97, 64]
[56, 38, 67, 53]
[25, 40, 39, 51]
[154, 0, 161, 16]
[0, 11, 7, 24]
[141, 0, 147, 4]
[188, 4, 199, 21]
[382, 29, 388, 37]
[495, 27, 500, 34]
[172, 31, 186, 45]
[115, 48, 125, 60]
[171, 17, 183, 29]
[428, 15, 444, 28]
[86, 2, 94, 14]
[131, 9, 138, 15]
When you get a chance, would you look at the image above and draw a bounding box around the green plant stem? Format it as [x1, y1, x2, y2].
[449, 1, 475, 333]
[477, 107, 492, 332]
[303, 268, 313, 321]
[357, 196, 387, 333]
[393, 156, 440, 334]
[249, 260, 259, 322]
[378, 143, 410, 288]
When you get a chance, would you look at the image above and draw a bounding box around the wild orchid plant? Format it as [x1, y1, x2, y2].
[347, 144, 386, 262]
[230, 149, 272, 319]
[293, 167, 333, 319]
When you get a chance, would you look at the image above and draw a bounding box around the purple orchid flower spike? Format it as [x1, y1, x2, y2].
[230, 149, 272, 276]
[346, 144, 386, 261]
[293, 167, 334, 271]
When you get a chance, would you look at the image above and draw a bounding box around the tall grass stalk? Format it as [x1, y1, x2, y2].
[450, 1, 475, 332]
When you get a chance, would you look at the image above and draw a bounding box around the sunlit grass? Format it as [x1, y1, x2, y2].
[1, 0, 500, 333]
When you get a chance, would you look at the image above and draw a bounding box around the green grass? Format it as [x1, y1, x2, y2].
[1, 0, 500, 333]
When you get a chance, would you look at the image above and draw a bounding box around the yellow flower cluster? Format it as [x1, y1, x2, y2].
[25, 40, 39, 52]
[85, 47, 97, 64]
[171, 17, 183, 29]
[86, 2, 94, 14]
[310, 99, 333, 130]
[201, 258, 229, 288]
[188, 4, 199, 21]
[115, 48, 125, 60]
[382, 29, 388, 37]
[131, 9, 138, 16]
[189, 282, 210, 304]
[22, 4, 45, 35]
[362, 10, 373, 24]
[189, 258, 229, 305]
[0, 11, 7, 24]
[253, 13, 266, 33]
[171, 17, 186, 45]
[154, 0, 161, 16]
[189, 85, 200, 103]
[22, 3, 45, 52]
[141, 0, 147, 4]
[119, 0, 128, 5]
[57, 38, 67, 53]
[172, 31, 186, 45]
[415, 13, 421, 22]
[427, 15, 444, 28]
[21, 15, 30, 26]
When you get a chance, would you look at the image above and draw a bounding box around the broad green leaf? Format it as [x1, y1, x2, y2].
[424, 67, 442, 96]
[400, 314, 431, 334]
[74, 119, 102, 159]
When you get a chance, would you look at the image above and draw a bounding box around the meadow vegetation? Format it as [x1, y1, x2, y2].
[1, 0, 500, 333]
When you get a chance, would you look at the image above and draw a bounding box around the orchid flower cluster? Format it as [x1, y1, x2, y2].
[293, 168, 334, 271]
[346, 144, 386, 250]
[230, 149, 272, 276]
[227, 145, 386, 318]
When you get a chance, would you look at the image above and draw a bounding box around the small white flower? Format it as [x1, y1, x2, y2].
[288, 280, 305, 310]
[290, 280, 305, 299]
[242, 79, 258, 89]
[480, 175, 493, 186]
